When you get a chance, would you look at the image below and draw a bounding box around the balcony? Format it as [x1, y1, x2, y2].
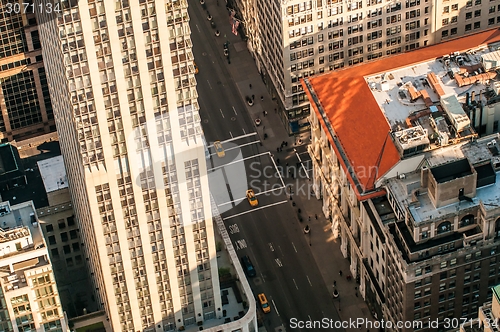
[462, 226, 483, 246]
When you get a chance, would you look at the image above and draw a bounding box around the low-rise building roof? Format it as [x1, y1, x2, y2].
[303, 28, 500, 200]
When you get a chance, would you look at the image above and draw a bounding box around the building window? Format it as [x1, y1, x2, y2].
[465, 24, 472, 31]
[466, 12, 473, 19]
[451, 27, 458, 35]
[442, 30, 449, 38]
[437, 221, 452, 234]
[45, 225, 54, 233]
[474, 21, 481, 29]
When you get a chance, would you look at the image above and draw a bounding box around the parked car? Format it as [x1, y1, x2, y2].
[240, 255, 256, 277]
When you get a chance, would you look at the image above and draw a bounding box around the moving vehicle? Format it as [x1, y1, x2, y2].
[213, 140, 225, 158]
[246, 189, 258, 207]
[258, 293, 271, 313]
[240, 255, 256, 277]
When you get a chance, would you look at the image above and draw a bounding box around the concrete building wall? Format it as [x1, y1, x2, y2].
[35, 1, 221, 331]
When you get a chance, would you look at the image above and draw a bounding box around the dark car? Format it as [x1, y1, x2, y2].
[241, 255, 256, 277]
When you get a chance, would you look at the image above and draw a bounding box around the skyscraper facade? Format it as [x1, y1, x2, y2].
[0, 2, 56, 142]
[35, 0, 221, 331]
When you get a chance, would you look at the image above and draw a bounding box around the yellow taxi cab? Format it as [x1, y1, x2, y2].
[213, 140, 225, 158]
[194, 61, 199, 74]
[246, 189, 258, 207]
[258, 293, 271, 313]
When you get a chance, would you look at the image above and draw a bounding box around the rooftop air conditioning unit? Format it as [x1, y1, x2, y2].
[399, 173, 406, 179]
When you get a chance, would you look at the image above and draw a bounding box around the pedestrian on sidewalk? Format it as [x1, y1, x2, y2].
[263, 110, 267, 117]
[333, 280, 336, 286]
[276, 158, 280, 164]
[261, 96, 264, 101]
[339, 270, 343, 276]
[252, 94, 255, 100]
[249, 83, 252, 89]
[274, 108, 277, 113]
[315, 214, 318, 220]
[277, 147, 280, 153]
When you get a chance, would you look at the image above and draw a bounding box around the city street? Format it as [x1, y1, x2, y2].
[189, 3, 343, 331]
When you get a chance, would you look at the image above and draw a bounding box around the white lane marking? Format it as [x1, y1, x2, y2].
[208, 141, 261, 157]
[270, 155, 286, 188]
[208, 151, 270, 172]
[269, 243, 275, 252]
[242, 128, 246, 134]
[234, 239, 247, 250]
[258, 186, 286, 196]
[307, 275, 312, 286]
[229, 131, 233, 138]
[229, 224, 240, 234]
[278, 245, 284, 257]
[207, 133, 257, 148]
[220, 109, 225, 118]
[233, 106, 237, 115]
[293, 279, 299, 290]
[217, 185, 282, 206]
[292, 242, 297, 253]
[275, 258, 282, 267]
[295, 151, 310, 179]
[223, 200, 288, 220]
[272, 300, 280, 316]
[196, 24, 200, 32]
[207, 80, 212, 89]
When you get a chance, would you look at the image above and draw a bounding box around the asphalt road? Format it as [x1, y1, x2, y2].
[189, 3, 343, 331]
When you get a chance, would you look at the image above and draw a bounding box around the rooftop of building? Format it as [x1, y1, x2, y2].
[0, 200, 44, 250]
[0, 143, 23, 180]
[303, 28, 500, 200]
[37, 155, 68, 193]
[386, 135, 500, 225]
[0, 140, 61, 209]
[0, 200, 49, 293]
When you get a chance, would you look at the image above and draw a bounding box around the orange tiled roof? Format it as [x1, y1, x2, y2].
[303, 28, 500, 200]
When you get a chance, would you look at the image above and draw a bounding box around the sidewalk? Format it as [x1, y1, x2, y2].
[201, 2, 374, 331]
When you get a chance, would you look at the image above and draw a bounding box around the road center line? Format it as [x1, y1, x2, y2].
[207, 80, 212, 89]
[292, 242, 297, 253]
[233, 106, 237, 115]
[293, 279, 298, 290]
[272, 300, 280, 317]
[222, 200, 288, 220]
[306, 275, 312, 286]
[219, 109, 225, 118]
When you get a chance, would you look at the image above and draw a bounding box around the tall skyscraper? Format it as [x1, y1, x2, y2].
[35, 0, 221, 331]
